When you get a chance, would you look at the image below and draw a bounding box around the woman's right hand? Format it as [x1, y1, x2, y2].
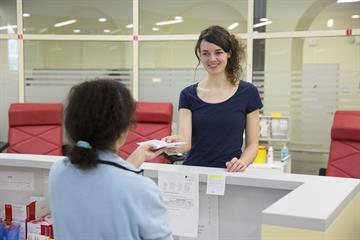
[127, 143, 165, 168]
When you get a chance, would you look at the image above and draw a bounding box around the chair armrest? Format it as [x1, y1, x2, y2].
[319, 168, 327, 176]
[163, 152, 185, 164]
[0, 141, 9, 152]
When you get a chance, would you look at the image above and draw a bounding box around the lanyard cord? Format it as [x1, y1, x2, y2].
[98, 160, 144, 175]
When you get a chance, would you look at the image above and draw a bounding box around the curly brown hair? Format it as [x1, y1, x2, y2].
[195, 25, 246, 85]
[65, 79, 135, 170]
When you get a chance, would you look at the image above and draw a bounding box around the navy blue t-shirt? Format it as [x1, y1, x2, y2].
[179, 81, 263, 168]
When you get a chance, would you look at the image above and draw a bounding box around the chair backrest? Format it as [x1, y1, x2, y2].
[119, 101, 173, 164]
[326, 110, 360, 178]
[7, 103, 63, 155]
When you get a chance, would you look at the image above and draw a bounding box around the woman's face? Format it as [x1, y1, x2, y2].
[199, 40, 230, 76]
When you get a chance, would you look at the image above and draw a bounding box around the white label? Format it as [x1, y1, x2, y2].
[0, 171, 34, 191]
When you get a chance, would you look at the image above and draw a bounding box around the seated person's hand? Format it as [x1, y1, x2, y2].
[127, 143, 165, 168]
[161, 135, 182, 154]
[226, 157, 249, 172]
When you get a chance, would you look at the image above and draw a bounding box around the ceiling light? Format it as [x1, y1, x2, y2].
[253, 21, 272, 28]
[73, 29, 80, 33]
[174, 16, 183, 20]
[54, 19, 77, 27]
[38, 27, 48, 33]
[259, 18, 268, 22]
[327, 19, 334, 28]
[352, 14, 360, 19]
[227, 22, 239, 30]
[126, 24, 133, 29]
[152, 27, 159, 31]
[23, 13, 31, 17]
[155, 19, 183, 26]
[337, 0, 360, 3]
[111, 28, 122, 34]
[98, 18, 107, 22]
[104, 29, 111, 33]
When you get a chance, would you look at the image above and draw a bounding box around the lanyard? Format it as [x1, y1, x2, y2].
[98, 160, 144, 175]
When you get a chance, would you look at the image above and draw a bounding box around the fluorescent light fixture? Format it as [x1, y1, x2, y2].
[23, 13, 31, 17]
[152, 27, 159, 31]
[259, 18, 268, 22]
[152, 78, 161, 83]
[104, 29, 111, 33]
[0, 25, 17, 30]
[54, 19, 77, 28]
[155, 19, 183, 26]
[73, 29, 80, 33]
[126, 24, 133, 29]
[174, 16, 183, 20]
[253, 20, 272, 28]
[98, 18, 107, 22]
[111, 28, 122, 34]
[38, 27, 48, 33]
[337, 0, 360, 3]
[227, 22, 239, 30]
[352, 14, 360, 19]
[327, 19, 334, 27]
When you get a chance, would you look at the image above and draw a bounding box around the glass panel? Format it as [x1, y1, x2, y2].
[24, 41, 132, 102]
[23, 0, 132, 35]
[0, 0, 17, 34]
[0, 40, 18, 142]
[140, 0, 247, 34]
[253, 37, 360, 173]
[254, 0, 360, 32]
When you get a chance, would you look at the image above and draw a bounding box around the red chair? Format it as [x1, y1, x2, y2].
[326, 110, 360, 178]
[119, 101, 173, 164]
[6, 103, 63, 155]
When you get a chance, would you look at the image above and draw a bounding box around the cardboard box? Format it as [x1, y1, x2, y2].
[5, 196, 49, 222]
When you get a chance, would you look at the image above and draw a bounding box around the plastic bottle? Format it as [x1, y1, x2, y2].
[267, 146, 274, 165]
[280, 144, 289, 162]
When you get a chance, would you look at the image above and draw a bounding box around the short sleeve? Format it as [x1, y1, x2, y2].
[178, 86, 192, 110]
[246, 84, 263, 113]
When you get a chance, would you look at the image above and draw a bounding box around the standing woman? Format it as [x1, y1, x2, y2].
[49, 79, 172, 240]
[165, 25, 263, 172]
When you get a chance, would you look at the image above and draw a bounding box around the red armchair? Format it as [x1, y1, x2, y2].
[326, 110, 360, 178]
[119, 101, 173, 164]
[6, 103, 63, 155]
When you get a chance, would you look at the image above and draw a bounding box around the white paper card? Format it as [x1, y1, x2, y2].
[206, 175, 226, 195]
[137, 139, 186, 149]
[158, 171, 199, 238]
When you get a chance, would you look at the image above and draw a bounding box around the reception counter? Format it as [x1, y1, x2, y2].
[0, 153, 359, 240]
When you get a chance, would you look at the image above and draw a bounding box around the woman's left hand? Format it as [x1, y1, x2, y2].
[226, 157, 249, 172]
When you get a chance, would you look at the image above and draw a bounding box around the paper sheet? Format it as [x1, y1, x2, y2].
[158, 171, 199, 238]
[137, 139, 186, 149]
[179, 184, 219, 240]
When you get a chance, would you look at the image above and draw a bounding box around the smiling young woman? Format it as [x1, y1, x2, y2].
[164, 25, 263, 172]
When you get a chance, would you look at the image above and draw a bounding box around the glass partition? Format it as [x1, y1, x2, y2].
[0, 0, 17, 34]
[24, 40, 132, 102]
[140, 0, 247, 34]
[253, 0, 360, 32]
[253, 36, 360, 156]
[0, 40, 18, 142]
[23, 0, 132, 35]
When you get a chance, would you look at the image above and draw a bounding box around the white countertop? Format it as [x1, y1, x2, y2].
[1, 153, 359, 231]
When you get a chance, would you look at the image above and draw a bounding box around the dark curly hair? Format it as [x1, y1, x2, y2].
[65, 79, 135, 170]
[195, 25, 246, 85]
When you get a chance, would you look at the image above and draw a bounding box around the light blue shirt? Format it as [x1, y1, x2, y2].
[49, 151, 172, 240]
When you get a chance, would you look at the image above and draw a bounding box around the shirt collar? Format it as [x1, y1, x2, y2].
[97, 150, 140, 172]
